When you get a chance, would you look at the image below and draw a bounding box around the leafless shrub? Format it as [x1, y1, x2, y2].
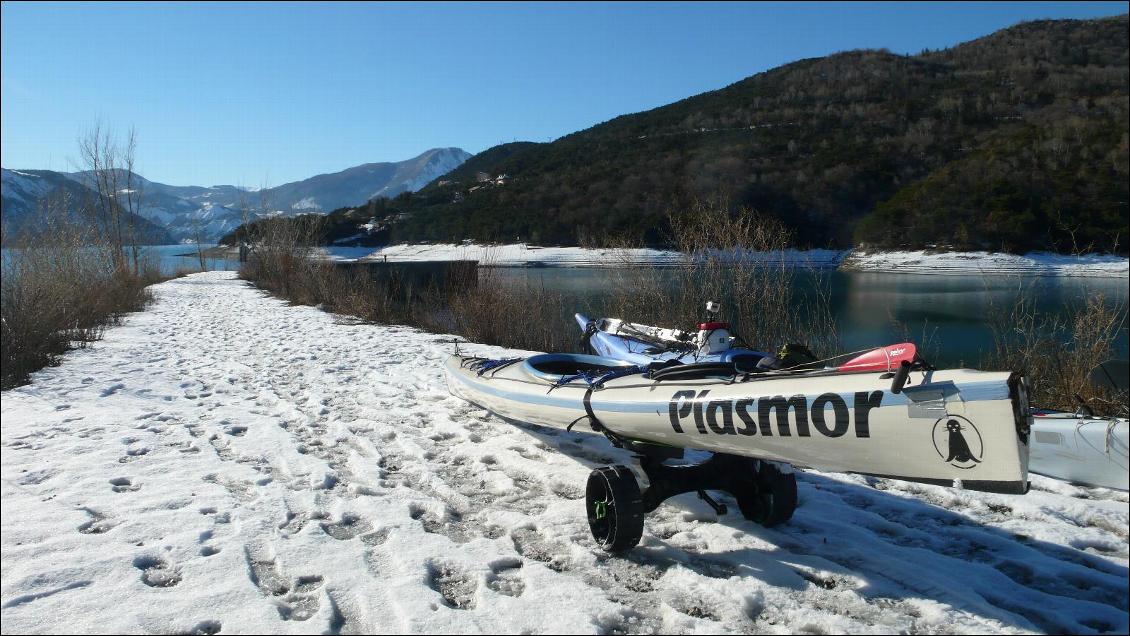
[985, 282, 1126, 413]
[888, 310, 942, 364]
[239, 197, 839, 360]
[241, 239, 575, 352]
[2, 194, 160, 389]
[586, 232, 671, 329]
[599, 197, 840, 356]
[239, 213, 429, 327]
[444, 263, 574, 353]
[238, 214, 327, 300]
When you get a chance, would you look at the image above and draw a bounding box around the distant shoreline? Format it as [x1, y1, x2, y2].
[178, 245, 236, 259]
[339, 243, 1130, 278]
[193, 243, 1129, 277]
[840, 249, 1128, 278]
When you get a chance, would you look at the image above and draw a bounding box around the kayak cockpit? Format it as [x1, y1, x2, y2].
[522, 353, 635, 382]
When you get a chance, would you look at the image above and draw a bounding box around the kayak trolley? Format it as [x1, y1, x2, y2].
[445, 352, 1033, 552]
[586, 448, 798, 552]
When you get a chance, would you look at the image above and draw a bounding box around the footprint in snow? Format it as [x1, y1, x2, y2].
[508, 445, 546, 461]
[109, 477, 140, 493]
[360, 528, 391, 546]
[207, 436, 235, 462]
[485, 558, 525, 598]
[550, 481, 585, 500]
[133, 555, 182, 588]
[187, 620, 222, 635]
[16, 469, 57, 486]
[320, 513, 372, 540]
[244, 547, 323, 621]
[427, 561, 477, 610]
[511, 527, 572, 572]
[118, 446, 150, 463]
[77, 508, 116, 535]
[196, 529, 222, 557]
[293, 575, 324, 594]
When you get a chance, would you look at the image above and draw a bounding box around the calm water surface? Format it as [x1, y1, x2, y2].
[491, 268, 1129, 368]
[1, 244, 238, 275]
[6, 246, 1125, 367]
[147, 244, 240, 274]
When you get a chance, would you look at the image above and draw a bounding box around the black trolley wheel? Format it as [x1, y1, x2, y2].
[736, 461, 798, 527]
[586, 465, 645, 552]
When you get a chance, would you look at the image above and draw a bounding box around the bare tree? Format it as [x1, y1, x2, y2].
[78, 124, 145, 275]
[122, 128, 145, 274]
[78, 123, 120, 269]
[248, 180, 275, 244]
[190, 212, 207, 271]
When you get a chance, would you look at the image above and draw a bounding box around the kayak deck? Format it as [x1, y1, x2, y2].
[446, 354, 1031, 495]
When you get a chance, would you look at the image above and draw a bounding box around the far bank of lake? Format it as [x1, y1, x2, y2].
[323, 243, 1130, 278]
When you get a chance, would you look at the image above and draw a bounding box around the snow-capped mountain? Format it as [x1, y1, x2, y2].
[1, 168, 175, 244]
[252, 147, 471, 214]
[117, 147, 471, 216]
[2, 148, 470, 242]
[62, 169, 252, 243]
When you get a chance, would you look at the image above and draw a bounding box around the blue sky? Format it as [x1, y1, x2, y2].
[2, 1, 1125, 186]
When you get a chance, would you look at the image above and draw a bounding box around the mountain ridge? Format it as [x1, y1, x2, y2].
[344, 14, 1127, 254]
[1, 168, 175, 245]
[2, 148, 470, 242]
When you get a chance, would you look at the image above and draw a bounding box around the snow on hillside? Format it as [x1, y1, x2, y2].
[843, 250, 1129, 277]
[259, 147, 473, 214]
[1, 168, 55, 204]
[340, 243, 1129, 277]
[2, 169, 177, 244]
[370, 147, 472, 199]
[2, 271, 1126, 634]
[2, 168, 73, 221]
[292, 197, 320, 210]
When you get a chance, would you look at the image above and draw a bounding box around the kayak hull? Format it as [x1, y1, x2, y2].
[1029, 412, 1129, 491]
[445, 355, 1031, 494]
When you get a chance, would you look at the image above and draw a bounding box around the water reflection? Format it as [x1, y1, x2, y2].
[490, 267, 1128, 367]
[146, 244, 240, 275]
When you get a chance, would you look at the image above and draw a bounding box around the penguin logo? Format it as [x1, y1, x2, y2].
[932, 415, 984, 469]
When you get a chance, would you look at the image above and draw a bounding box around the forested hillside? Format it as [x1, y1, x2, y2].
[233, 15, 1129, 253]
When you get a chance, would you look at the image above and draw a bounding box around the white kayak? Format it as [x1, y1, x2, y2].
[446, 352, 1032, 494]
[1029, 410, 1129, 491]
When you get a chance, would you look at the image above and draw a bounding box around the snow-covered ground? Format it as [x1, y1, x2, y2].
[351, 243, 847, 269]
[2, 271, 1127, 634]
[842, 250, 1129, 277]
[354, 242, 685, 267]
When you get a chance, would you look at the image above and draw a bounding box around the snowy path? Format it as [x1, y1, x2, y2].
[2, 271, 1127, 634]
